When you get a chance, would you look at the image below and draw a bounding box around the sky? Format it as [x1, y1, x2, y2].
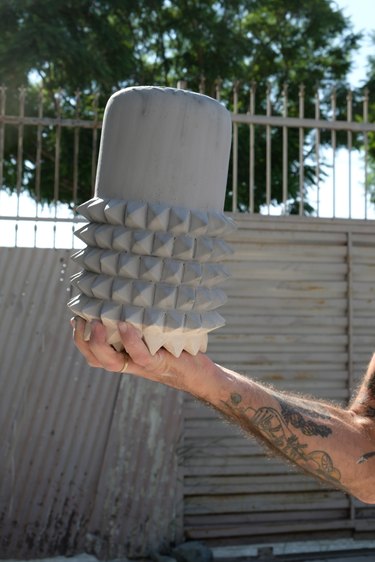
[335, 0, 375, 86]
[1, 0, 375, 247]
[314, 0, 375, 220]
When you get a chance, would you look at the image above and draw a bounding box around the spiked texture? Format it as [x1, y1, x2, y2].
[68, 86, 235, 357]
[69, 198, 235, 356]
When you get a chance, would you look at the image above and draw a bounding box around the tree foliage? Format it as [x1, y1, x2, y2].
[0, 0, 363, 211]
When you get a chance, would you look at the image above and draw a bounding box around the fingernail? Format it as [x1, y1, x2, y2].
[70, 316, 77, 328]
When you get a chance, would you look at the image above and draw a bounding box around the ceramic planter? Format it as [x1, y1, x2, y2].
[68, 86, 235, 357]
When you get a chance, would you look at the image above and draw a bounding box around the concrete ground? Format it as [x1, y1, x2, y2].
[3, 539, 375, 562]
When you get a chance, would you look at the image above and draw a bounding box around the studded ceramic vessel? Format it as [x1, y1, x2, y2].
[68, 86, 235, 357]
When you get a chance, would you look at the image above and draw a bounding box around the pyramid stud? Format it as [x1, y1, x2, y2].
[68, 294, 102, 322]
[100, 250, 119, 276]
[184, 334, 207, 355]
[122, 305, 144, 330]
[132, 280, 155, 307]
[76, 198, 107, 222]
[112, 277, 133, 304]
[104, 199, 127, 225]
[118, 254, 140, 279]
[176, 286, 195, 311]
[112, 227, 133, 251]
[72, 271, 97, 296]
[100, 300, 123, 322]
[182, 261, 202, 286]
[143, 309, 167, 355]
[74, 224, 98, 246]
[94, 224, 115, 249]
[168, 206, 190, 234]
[147, 202, 170, 231]
[194, 237, 214, 261]
[125, 201, 148, 229]
[139, 256, 163, 282]
[189, 210, 209, 236]
[201, 311, 226, 332]
[173, 235, 194, 260]
[131, 230, 154, 255]
[161, 260, 184, 285]
[153, 232, 175, 257]
[165, 310, 185, 332]
[154, 284, 177, 309]
[73, 248, 102, 274]
[91, 275, 114, 300]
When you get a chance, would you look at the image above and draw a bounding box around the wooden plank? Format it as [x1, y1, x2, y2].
[226, 279, 347, 298]
[184, 519, 358, 540]
[184, 508, 349, 525]
[222, 297, 347, 312]
[229, 261, 347, 281]
[182, 216, 375, 546]
[184, 492, 348, 515]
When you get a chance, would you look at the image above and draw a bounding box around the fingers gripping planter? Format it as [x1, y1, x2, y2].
[68, 86, 235, 357]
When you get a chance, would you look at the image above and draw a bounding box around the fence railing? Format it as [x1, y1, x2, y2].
[0, 82, 374, 248]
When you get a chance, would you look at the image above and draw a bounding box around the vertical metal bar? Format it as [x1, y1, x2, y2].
[347, 90, 353, 219]
[54, 92, 61, 205]
[282, 83, 288, 213]
[315, 87, 321, 217]
[73, 91, 81, 206]
[249, 82, 256, 213]
[199, 76, 205, 94]
[232, 81, 239, 212]
[215, 78, 222, 101]
[346, 230, 355, 522]
[91, 93, 99, 196]
[331, 88, 337, 218]
[53, 91, 62, 249]
[0, 86, 6, 190]
[16, 87, 26, 217]
[35, 88, 43, 206]
[298, 84, 305, 216]
[266, 82, 271, 214]
[363, 88, 369, 220]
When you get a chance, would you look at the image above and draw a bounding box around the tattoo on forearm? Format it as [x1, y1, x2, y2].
[225, 393, 341, 486]
[277, 397, 332, 438]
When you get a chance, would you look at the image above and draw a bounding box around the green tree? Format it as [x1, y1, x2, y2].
[0, 0, 362, 211]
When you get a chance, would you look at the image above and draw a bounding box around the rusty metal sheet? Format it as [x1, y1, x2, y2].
[0, 247, 184, 559]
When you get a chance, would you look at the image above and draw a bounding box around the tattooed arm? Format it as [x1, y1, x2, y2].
[73, 318, 375, 504]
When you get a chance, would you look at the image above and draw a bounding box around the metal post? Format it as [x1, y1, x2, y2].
[347, 90, 353, 219]
[249, 82, 256, 213]
[282, 83, 288, 212]
[298, 84, 305, 216]
[232, 81, 239, 212]
[315, 87, 321, 217]
[266, 83, 272, 214]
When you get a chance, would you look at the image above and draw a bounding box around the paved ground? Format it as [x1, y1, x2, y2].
[3, 540, 375, 562]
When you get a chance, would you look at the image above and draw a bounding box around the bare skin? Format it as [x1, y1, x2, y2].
[73, 317, 375, 504]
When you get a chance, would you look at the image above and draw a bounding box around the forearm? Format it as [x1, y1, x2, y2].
[181, 360, 375, 503]
[74, 320, 375, 503]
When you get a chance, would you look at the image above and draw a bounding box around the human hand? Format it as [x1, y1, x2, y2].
[71, 317, 214, 393]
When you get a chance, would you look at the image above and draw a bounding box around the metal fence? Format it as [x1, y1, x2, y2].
[0, 82, 375, 248]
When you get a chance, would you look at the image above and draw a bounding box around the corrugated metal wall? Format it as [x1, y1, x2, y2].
[1, 215, 375, 559]
[183, 215, 375, 546]
[0, 247, 184, 560]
